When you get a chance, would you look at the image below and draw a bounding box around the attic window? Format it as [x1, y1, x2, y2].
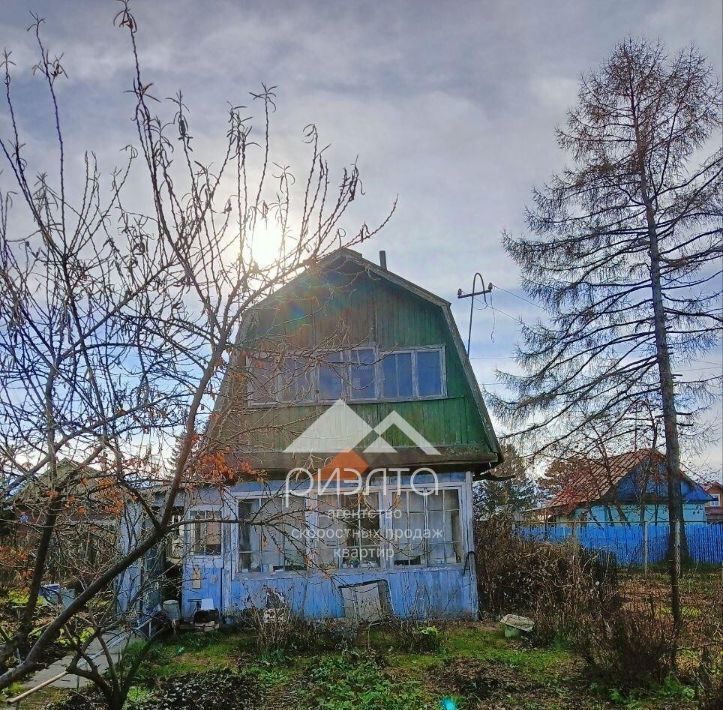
[318, 352, 345, 400]
[382, 352, 413, 398]
[349, 348, 376, 400]
[381, 347, 445, 401]
[248, 354, 279, 404]
[246, 346, 445, 405]
[417, 349, 443, 396]
[280, 356, 315, 403]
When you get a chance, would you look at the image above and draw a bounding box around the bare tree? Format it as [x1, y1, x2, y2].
[0, 3, 393, 694]
[490, 39, 722, 638]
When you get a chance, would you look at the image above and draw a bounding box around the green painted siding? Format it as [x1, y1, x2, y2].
[213, 260, 496, 460]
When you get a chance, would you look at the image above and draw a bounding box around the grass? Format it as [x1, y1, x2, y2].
[112, 623, 596, 709]
[15, 621, 707, 709]
[12, 569, 719, 709]
[441, 623, 574, 677]
[123, 630, 253, 681]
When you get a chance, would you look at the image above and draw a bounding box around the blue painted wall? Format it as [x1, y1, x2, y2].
[518, 522, 722, 565]
[180, 564, 477, 621]
[562, 502, 709, 524]
[119, 471, 480, 621]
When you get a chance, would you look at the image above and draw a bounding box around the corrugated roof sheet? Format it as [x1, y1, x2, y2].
[545, 448, 665, 512]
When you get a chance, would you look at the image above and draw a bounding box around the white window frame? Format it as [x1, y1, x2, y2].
[237, 498, 262, 573]
[230, 482, 468, 577]
[312, 491, 384, 570]
[246, 345, 446, 406]
[316, 350, 347, 402]
[378, 345, 446, 402]
[247, 346, 380, 406]
[278, 354, 317, 404]
[346, 346, 378, 402]
[234, 494, 310, 574]
[388, 487, 463, 567]
[246, 352, 283, 406]
[187, 506, 223, 558]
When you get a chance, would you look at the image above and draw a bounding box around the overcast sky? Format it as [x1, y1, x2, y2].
[1, 0, 721, 473]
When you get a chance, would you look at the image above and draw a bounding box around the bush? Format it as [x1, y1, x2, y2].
[573, 597, 675, 688]
[248, 608, 353, 654]
[475, 516, 682, 689]
[474, 515, 620, 642]
[412, 625, 441, 651]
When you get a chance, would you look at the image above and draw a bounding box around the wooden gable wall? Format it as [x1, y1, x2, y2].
[211, 258, 497, 465]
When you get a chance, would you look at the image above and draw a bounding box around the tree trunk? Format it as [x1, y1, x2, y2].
[17, 496, 63, 651]
[647, 215, 686, 641]
[630, 88, 687, 643]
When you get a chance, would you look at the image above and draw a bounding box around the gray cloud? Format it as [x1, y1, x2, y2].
[1, 0, 721, 466]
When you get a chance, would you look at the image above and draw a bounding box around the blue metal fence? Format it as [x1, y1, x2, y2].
[515, 522, 722, 566]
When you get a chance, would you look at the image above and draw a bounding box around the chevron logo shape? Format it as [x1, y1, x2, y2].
[284, 400, 440, 456]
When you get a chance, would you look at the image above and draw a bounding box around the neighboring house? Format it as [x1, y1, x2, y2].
[533, 449, 713, 524]
[703, 481, 723, 523]
[4, 459, 121, 586]
[121, 248, 503, 622]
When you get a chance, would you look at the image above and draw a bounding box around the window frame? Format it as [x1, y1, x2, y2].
[246, 346, 380, 406]
[378, 345, 446, 402]
[229, 482, 468, 577]
[187, 507, 223, 558]
[314, 491, 383, 570]
[389, 487, 463, 567]
[237, 498, 262, 573]
[246, 345, 446, 406]
[278, 354, 316, 404]
[346, 346, 378, 402]
[317, 351, 346, 402]
[380, 350, 414, 400]
[246, 352, 282, 406]
[234, 495, 310, 574]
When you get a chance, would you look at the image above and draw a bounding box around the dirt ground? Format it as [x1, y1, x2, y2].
[3, 568, 720, 709]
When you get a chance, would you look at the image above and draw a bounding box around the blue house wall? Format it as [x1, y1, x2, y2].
[552, 460, 714, 524]
[571, 502, 709, 524]
[119, 470, 479, 622]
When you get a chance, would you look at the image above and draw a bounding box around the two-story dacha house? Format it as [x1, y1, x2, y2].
[121, 249, 502, 623]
